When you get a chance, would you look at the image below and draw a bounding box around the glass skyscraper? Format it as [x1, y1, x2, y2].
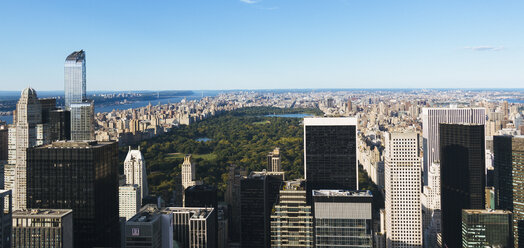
[64, 50, 86, 110]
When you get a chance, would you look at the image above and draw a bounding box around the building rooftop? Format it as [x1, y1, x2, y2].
[66, 50, 85, 62]
[312, 190, 373, 197]
[38, 140, 114, 149]
[463, 209, 512, 215]
[304, 116, 357, 126]
[13, 209, 72, 218]
[162, 207, 214, 220]
[248, 170, 285, 179]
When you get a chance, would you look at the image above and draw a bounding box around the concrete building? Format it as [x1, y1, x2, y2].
[270, 180, 313, 247]
[162, 207, 217, 248]
[119, 184, 141, 221]
[12, 209, 73, 248]
[266, 147, 281, 172]
[26, 141, 120, 248]
[421, 107, 485, 185]
[240, 171, 284, 248]
[182, 154, 197, 190]
[421, 162, 441, 247]
[385, 131, 422, 247]
[439, 124, 485, 248]
[125, 205, 173, 248]
[312, 190, 373, 248]
[124, 147, 148, 202]
[304, 117, 358, 192]
[0, 190, 12, 248]
[461, 209, 512, 248]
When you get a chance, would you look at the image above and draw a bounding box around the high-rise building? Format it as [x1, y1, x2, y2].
[182, 154, 196, 190]
[461, 209, 512, 248]
[270, 180, 313, 248]
[162, 207, 217, 248]
[494, 135, 524, 247]
[26, 141, 120, 248]
[64, 50, 86, 110]
[0, 190, 12, 248]
[384, 131, 422, 247]
[70, 100, 94, 140]
[0, 124, 7, 162]
[304, 117, 357, 191]
[6, 88, 46, 210]
[124, 147, 148, 202]
[422, 107, 485, 184]
[224, 164, 247, 242]
[312, 190, 373, 248]
[48, 109, 70, 141]
[12, 209, 73, 248]
[185, 184, 218, 209]
[240, 171, 284, 248]
[266, 147, 281, 172]
[439, 123, 485, 248]
[422, 162, 441, 246]
[125, 205, 173, 248]
[120, 184, 141, 221]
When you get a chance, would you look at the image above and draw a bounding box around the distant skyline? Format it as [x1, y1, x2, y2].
[0, 0, 523, 90]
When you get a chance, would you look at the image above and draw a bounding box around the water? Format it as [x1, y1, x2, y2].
[264, 113, 313, 118]
[195, 137, 212, 142]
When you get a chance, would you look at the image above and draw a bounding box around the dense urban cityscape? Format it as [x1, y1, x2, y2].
[0, 50, 522, 247]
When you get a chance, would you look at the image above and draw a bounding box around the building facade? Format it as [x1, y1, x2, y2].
[421, 107, 485, 184]
[312, 190, 373, 248]
[384, 132, 423, 247]
[119, 184, 141, 221]
[304, 117, 358, 191]
[0, 190, 12, 248]
[162, 207, 217, 248]
[270, 180, 313, 247]
[70, 100, 94, 141]
[267, 147, 281, 172]
[461, 209, 512, 248]
[439, 123, 485, 248]
[125, 205, 173, 248]
[124, 147, 148, 202]
[26, 141, 120, 248]
[64, 50, 86, 110]
[12, 209, 73, 248]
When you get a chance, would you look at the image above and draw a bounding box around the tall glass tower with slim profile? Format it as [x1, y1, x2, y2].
[64, 50, 86, 110]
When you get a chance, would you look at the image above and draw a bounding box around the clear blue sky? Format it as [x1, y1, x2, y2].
[0, 0, 523, 91]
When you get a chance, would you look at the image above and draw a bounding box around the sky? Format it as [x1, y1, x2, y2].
[0, 0, 523, 91]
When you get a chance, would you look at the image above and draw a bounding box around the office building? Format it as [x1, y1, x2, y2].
[494, 135, 524, 247]
[267, 147, 281, 172]
[120, 184, 141, 221]
[6, 88, 46, 210]
[70, 100, 94, 140]
[64, 50, 86, 110]
[422, 107, 485, 184]
[461, 209, 512, 248]
[162, 207, 217, 248]
[12, 209, 73, 248]
[0, 190, 12, 248]
[304, 117, 358, 191]
[224, 164, 247, 242]
[48, 109, 71, 141]
[124, 147, 148, 202]
[27, 141, 119, 248]
[241, 171, 284, 248]
[440, 123, 485, 248]
[422, 162, 441, 246]
[384, 131, 422, 247]
[185, 184, 218, 209]
[125, 205, 173, 248]
[270, 180, 313, 248]
[312, 190, 373, 248]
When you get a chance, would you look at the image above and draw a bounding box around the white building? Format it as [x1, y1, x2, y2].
[385, 132, 422, 247]
[182, 154, 196, 190]
[124, 147, 148, 201]
[119, 184, 141, 221]
[421, 162, 441, 247]
[421, 107, 485, 185]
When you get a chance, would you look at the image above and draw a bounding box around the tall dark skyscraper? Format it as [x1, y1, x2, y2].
[304, 117, 357, 191]
[48, 109, 71, 141]
[240, 171, 284, 248]
[27, 141, 120, 248]
[494, 135, 514, 210]
[439, 123, 485, 248]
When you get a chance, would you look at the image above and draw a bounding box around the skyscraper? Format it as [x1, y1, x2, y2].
[124, 147, 148, 202]
[422, 162, 441, 246]
[270, 180, 313, 248]
[421, 107, 485, 184]
[461, 209, 512, 248]
[384, 131, 423, 247]
[12, 209, 73, 248]
[439, 123, 485, 248]
[240, 171, 284, 248]
[304, 117, 357, 191]
[6, 88, 45, 210]
[182, 154, 196, 190]
[312, 190, 373, 248]
[70, 99, 94, 140]
[494, 135, 524, 247]
[27, 141, 120, 248]
[64, 50, 86, 110]
[266, 147, 281, 172]
[119, 184, 141, 221]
